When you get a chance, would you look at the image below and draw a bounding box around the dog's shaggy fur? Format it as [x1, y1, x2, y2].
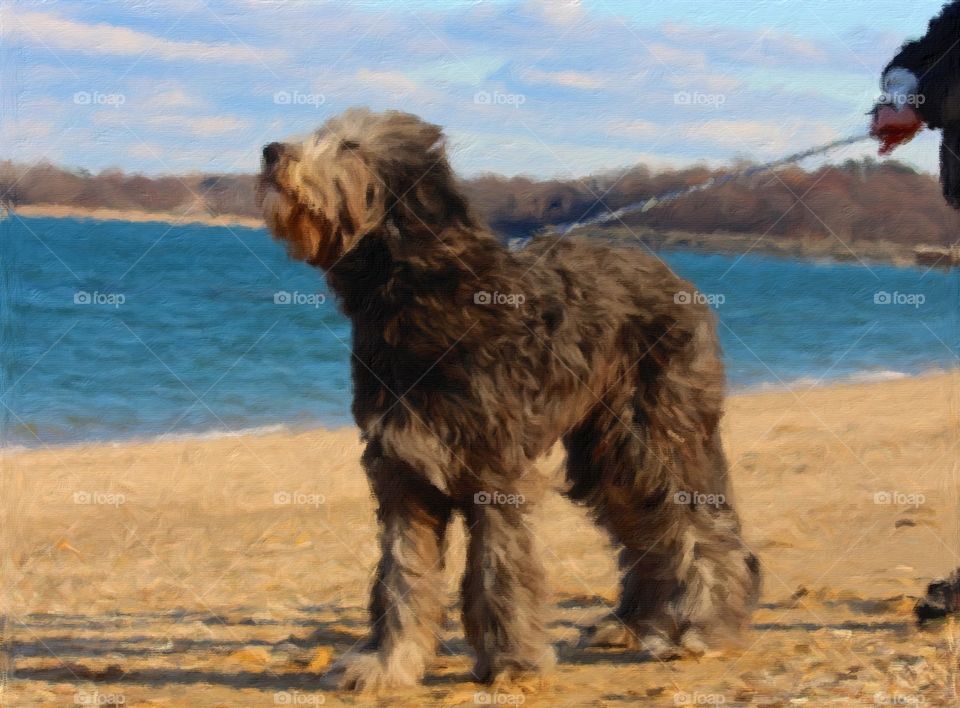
[259, 108, 761, 690]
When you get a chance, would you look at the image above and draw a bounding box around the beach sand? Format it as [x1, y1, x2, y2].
[2, 372, 958, 705]
[12, 204, 264, 230]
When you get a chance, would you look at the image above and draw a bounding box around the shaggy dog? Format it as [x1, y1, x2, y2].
[258, 108, 760, 691]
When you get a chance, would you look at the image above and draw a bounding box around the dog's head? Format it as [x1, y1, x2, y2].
[258, 108, 474, 270]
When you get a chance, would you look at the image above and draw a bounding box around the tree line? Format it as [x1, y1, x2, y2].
[3, 158, 958, 246]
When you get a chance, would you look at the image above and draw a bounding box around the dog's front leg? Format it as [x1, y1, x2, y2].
[461, 494, 555, 685]
[336, 451, 452, 692]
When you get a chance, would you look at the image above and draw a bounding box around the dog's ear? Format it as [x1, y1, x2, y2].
[327, 139, 392, 241]
[348, 112, 472, 236]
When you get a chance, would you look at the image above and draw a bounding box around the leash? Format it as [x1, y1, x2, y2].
[554, 132, 873, 235]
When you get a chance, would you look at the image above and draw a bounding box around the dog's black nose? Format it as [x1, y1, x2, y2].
[262, 142, 285, 167]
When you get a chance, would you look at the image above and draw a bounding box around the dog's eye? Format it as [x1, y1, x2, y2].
[340, 139, 360, 152]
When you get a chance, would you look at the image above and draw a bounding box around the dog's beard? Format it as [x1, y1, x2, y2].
[260, 186, 343, 268]
[260, 186, 312, 260]
[259, 186, 290, 236]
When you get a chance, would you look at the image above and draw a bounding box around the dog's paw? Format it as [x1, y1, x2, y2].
[578, 618, 700, 659]
[677, 628, 709, 656]
[578, 616, 638, 649]
[485, 671, 552, 696]
[477, 644, 556, 688]
[332, 652, 422, 693]
[473, 644, 556, 689]
[637, 633, 685, 660]
[484, 663, 554, 694]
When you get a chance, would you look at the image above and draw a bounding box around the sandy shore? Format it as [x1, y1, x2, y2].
[587, 227, 932, 269]
[2, 372, 958, 705]
[12, 203, 264, 229]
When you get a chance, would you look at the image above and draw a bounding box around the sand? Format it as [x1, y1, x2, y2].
[12, 204, 264, 230]
[2, 371, 958, 706]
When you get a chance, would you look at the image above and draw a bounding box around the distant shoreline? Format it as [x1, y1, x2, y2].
[9, 203, 950, 269]
[13, 203, 264, 229]
[576, 226, 938, 270]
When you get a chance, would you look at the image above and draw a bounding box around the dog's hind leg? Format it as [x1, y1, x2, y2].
[336, 449, 453, 691]
[565, 395, 760, 657]
[461, 489, 556, 685]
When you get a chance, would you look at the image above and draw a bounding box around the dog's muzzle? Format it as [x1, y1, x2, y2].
[257, 142, 286, 207]
[263, 142, 285, 169]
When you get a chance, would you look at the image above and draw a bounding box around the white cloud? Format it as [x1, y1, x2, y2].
[94, 111, 248, 137]
[1, 119, 57, 144]
[126, 142, 256, 172]
[143, 87, 206, 110]
[450, 128, 692, 178]
[146, 115, 249, 137]
[668, 73, 743, 93]
[681, 119, 839, 155]
[521, 68, 606, 90]
[6, 10, 284, 64]
[354, 69, 440, 102]
[660, 22, 831, 69]
[1, 120, 72, 164]
[522, 0, 587, 27]
[126, 143, 168, 161]
[647, 43, 706, 69]
[611, 120, 661, 140]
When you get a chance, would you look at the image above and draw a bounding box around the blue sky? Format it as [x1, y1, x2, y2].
[1, 0, 950, 178]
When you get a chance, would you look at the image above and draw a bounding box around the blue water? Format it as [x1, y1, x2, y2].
[1, 215, 957, 447]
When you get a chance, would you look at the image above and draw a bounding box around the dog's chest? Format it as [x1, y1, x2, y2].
[350, 329, 463, 421]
